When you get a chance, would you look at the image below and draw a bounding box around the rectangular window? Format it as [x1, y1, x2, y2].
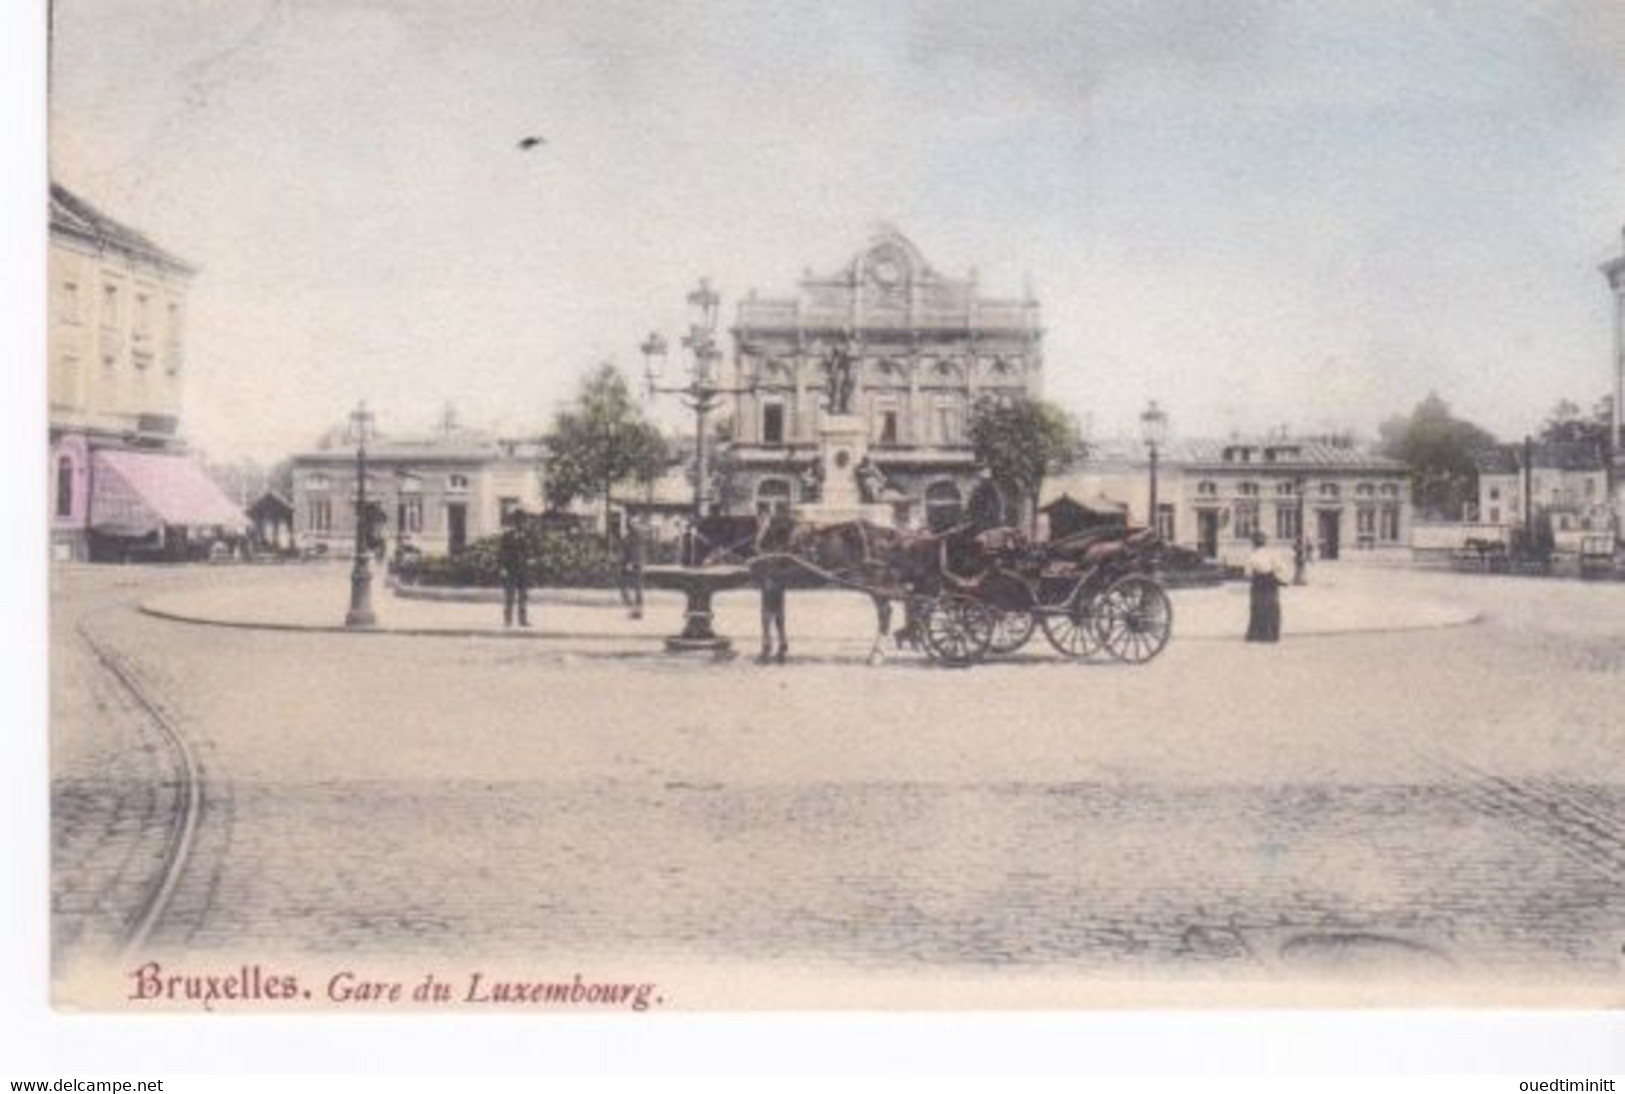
[1233, 503, 1258, 539]
[1379, 506, 1399, 542]
[62, 281, 80, 322]
[1357, 507, 1376, 536]
[1489, 506, 1500, 524]
[762, 403, 785, 445]
[309, 498, 332, 533]
[935, 401, 962, 445]
[101, 284, 119, 328]
[880, 409, 899, 446]
[498, 496, 519, 524]
[402, 497, 424, 533]
[134, 292, 151, 337]
[1276, 505, 1300, 541]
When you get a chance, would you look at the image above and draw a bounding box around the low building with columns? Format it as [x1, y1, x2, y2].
[722, 228, 1042, 529]
[1046, 437, 1411, 565]
[289, 425, 544, 558]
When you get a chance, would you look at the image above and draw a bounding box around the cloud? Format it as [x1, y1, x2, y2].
[903, 0, 1284, 105]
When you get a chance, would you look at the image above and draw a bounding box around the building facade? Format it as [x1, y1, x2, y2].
[1475, 442, 1611, 535]
[722, 228, 1043, 528]
[48, 183, 244, 561]
[1047, 438, 1411, 564]
[290, 428, 544, 558]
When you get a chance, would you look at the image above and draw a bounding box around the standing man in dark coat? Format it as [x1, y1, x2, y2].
[966, 467, 1006, 533]
[498, 510, 531, 628]
[621, 513, 647, 620]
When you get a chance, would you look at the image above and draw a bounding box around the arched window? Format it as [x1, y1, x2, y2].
[925, 480, 963, 532]
[1276, 480, 1297, 496]
[756, 478, 793, 518]
[1356, 482, 1376, 498]
[1238, 481, 1260, 497]
[56, 456, 74, 518]
[307, 473, 330, 491]
[1197, 480, 1218, 498]
[448, 474, 470, 492]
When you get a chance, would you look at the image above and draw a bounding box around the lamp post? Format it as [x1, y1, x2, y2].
[1139, 400, 1169, 537]
[344, 401, 377, 627]
[641, 277, 752, 566]
[1293, 475, 1308, 585]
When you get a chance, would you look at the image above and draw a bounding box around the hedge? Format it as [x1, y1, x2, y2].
[397, 528, 618, 588]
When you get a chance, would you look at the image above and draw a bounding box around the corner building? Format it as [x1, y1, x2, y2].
[724, 229, 1042, 528]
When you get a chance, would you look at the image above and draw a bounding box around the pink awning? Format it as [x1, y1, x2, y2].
[90, 449, 247, 536]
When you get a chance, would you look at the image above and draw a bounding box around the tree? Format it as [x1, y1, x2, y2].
[1538, 397, 1612, 451]
[967, 395, 1088, 532]
[543, 364, 669, 540]
[1376, 392, 1498, 520]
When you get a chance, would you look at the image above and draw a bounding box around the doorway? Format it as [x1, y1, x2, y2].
[447, 502, 468, 553]
[1317, 509, 1341, 560]
[1197, 510, 1220, 560]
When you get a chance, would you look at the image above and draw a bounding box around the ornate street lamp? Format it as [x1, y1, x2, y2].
[1139, 400, 1169, 536]
[642, 277, 753, 565]
[344, 401, 377, 627]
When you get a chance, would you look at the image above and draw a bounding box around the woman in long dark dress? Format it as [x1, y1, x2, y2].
[1245, 531, 1288, 642]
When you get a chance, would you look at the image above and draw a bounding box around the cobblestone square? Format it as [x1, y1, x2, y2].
[50, 562, 1625, 1007]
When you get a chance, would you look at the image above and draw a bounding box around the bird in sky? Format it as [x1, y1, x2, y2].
[516, 136, 546, 151]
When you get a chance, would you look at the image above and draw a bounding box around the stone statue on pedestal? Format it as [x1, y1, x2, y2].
[823, 344, 856, 415]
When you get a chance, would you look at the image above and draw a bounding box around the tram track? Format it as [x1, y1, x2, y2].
[73, 607, 205, 958]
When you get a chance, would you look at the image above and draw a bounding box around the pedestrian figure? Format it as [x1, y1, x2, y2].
[1245, 531, 1288, 642]
[498, 510, 531, 628]
[1292, 536, 1309, 586]
[621, 514, 647, 620]
[758, 572, 787, 664]
[966, 467, 1006, 533]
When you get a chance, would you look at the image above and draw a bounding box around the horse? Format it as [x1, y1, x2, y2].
[746, 517, 977, 665]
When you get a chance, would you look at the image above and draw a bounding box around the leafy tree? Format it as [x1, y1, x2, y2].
[1538, 397, 1612, 451]
[543, 363, 669, 539]
[1376, 392, 1499, 520]
[968, 395, 1088, 532]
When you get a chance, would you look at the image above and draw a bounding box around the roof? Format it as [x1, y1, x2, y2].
[247, 490, 295, 518]
[296, 427, 543, 464]
[49, 183, 196, 275]
[1081, 436, 1405, 471]
[1475, 442, 1608, 474]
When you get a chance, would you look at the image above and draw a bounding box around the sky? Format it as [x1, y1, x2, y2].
[45, 0, 1625, 463]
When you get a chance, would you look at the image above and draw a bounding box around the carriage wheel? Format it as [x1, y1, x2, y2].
[1093, 575, 1172, 664]
[1040, 599, 1104, 659]
[988, 609, 1038, 654]
[920, 596, 995, 665]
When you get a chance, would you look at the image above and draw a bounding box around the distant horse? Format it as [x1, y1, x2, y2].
[749, 518, 964, 665]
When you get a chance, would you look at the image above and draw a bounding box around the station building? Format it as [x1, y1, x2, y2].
[722, 228, 1043, 529]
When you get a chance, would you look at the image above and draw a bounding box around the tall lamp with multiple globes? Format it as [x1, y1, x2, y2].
[344, 400, 377, 628]
[1139, 399, 1169, 537]
[640, 277, 753, 565]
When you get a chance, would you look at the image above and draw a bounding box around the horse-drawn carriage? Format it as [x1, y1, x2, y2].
[692, 515, 1173, 667]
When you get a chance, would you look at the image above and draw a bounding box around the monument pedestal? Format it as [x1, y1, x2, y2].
[796, 415, 894, 526]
